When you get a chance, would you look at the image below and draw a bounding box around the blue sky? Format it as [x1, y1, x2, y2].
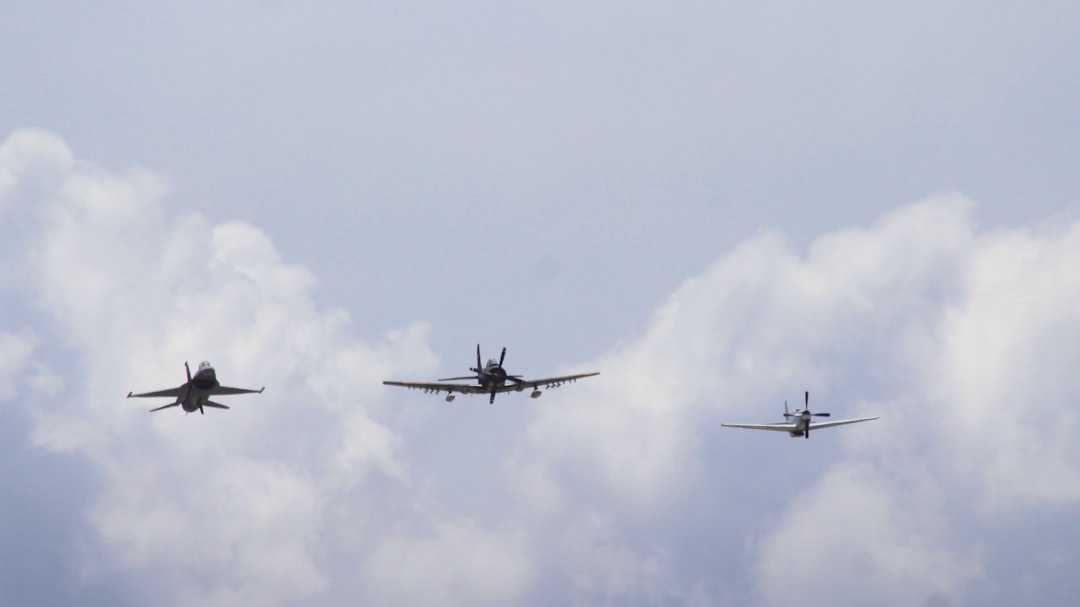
[2, 3, 1080, 606]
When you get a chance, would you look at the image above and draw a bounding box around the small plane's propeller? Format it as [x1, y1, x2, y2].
[802, 391, 831, 439]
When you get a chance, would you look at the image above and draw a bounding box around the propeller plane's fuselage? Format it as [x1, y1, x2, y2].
[786, 410, 814, 437]
[475, 359, 509, 389]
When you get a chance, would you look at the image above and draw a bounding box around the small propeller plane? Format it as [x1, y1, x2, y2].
[721, 391, 878, 439]
[127, 361, 264, 414]
[383, 344, 599, 404]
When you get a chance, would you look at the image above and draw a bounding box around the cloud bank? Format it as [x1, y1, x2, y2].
[3, 129, 1079, 606]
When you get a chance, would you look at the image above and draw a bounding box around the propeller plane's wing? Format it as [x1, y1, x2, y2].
[383, 372, 599, 398]
[720, 422, 798, 432]
[808, 416, 879, 430]
[721, 417, 879, 433]
[499, 372, 600, 393]
[382, 381, 489, 395]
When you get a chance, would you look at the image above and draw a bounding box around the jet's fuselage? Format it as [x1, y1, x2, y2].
[180, 362, 220, 412]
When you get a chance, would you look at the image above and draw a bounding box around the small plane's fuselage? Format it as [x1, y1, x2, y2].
[787, 411, 813, 437]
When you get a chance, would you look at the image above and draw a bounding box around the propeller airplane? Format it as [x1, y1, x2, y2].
[383, 344, 599, 404]
[721, 391, 878, 439]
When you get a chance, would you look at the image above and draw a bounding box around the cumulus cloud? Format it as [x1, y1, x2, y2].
[364, 519, 534, 606]
[506, 197, 1080, 605]
[753, 463, 980, 607]
[4, 128, 1080, 606]
[1, 129, 439, 606]
[0, 328, 37, 400]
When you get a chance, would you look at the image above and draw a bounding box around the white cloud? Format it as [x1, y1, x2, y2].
[0, 128, 74, 206]
[5, 127, 1080, 606]
[753, 463, 980, 607]
[1, 129, 438, 606]
[364, 519, 534, 606]
[0, 328, 36, 400]
[506, 195, 1080, 605]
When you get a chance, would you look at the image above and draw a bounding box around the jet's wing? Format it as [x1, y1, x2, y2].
[720, 422, 798, 432]
[382, 381, 488, 395]
[127, 386, 184, 398]
[496, 371, 600, 393]
[212, 385, 265, 396]
[807, 416, 879, 430]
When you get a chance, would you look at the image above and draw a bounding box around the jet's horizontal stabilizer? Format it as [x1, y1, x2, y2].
[203, 401, 230, 410]
[149, 402, 181, 413]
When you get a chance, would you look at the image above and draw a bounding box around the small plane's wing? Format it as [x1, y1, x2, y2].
[720, 422, 798, 432]
[808, 416, 879, 430]
[496, 371, 600, 393]
[382, 381, 489, 395]
[212, 385, 265, 396]
[127, 386, 184, 399]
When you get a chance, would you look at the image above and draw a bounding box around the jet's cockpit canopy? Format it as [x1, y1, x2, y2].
[197, 361, 214, 372]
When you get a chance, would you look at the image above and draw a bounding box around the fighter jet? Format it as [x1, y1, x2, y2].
[721, 391, 878, 439]
[127, 361, 264, 414]
[383, 344, 599, 404]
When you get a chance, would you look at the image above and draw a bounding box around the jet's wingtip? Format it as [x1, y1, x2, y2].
[126, 391, 133, 398]
[259, 387, 265, 393]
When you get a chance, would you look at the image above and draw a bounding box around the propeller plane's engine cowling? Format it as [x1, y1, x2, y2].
[530, 390, 542, 399]
[445, 394, 456, 403]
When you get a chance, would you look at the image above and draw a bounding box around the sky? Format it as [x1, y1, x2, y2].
[2, 3, 1080, 606]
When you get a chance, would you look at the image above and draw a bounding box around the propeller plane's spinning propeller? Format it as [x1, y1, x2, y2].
[721, 391, 877, 439]
[383, 344, 599, 404]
